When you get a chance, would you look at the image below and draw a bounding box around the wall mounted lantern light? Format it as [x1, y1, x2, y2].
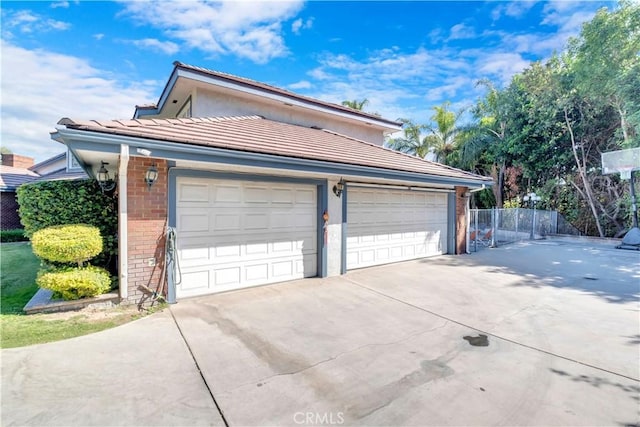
[144, 163, 159, 190]
[97, 161, 116, 192]
[144, 163, 158, 191]
[333, 178, 345, 198]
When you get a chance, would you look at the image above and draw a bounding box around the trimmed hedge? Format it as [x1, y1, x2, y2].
[17, 180, 117, 272]
[32, 225, 102, 265]
[37, 266, 112, 300]
[0, 229, 28, 243]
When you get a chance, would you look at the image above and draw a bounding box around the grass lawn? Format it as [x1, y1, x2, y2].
[1, 242, 162, 349]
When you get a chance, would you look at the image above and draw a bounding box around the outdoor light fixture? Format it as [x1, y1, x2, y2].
[96, 161, 116, 192]
[333, 178, 345, 197]
[523, 192, 541, 206]
[144, 163, 159, 190]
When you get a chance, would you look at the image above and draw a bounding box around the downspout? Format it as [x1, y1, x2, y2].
[118, 144, 129, 300]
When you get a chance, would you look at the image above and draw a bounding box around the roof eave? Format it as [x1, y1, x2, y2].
[53, 127, 493, 189]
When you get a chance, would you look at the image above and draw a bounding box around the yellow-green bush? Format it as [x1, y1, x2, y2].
[32, 225, 102, 266]
[36, 266, 112, 300]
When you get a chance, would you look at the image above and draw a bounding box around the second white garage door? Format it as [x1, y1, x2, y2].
[347, 187, 448, 270]
[175, 177, 317, 298]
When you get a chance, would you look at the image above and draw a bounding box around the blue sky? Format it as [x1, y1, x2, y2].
[1, 0, 615, 162]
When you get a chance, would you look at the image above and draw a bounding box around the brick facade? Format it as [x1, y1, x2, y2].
[1, 192, 22, 230]
[455, 186, 468, 255]
[125, 157, 168, 304]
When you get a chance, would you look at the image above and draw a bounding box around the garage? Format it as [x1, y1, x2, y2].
[175, 176, 318, 298]
[346, 186, 448, 270]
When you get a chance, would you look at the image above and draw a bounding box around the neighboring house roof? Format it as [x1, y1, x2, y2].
[136, 62, 402, 132]
[30, 152, 65, 172]
[31, 168, 87, 182]
[57, 116, 492, 185]
[0, 165, 39, 191]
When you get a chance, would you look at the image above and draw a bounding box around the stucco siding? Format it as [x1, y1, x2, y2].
[193, 89, 385, 145]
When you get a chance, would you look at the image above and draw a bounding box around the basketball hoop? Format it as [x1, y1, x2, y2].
[601, 148, 640, 249]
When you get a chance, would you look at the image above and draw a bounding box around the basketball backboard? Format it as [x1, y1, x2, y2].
[602, 147, 640, 180]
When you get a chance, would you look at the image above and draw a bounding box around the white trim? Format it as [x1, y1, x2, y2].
[118, 144, 129, 299]
[347, 182, 455, 193]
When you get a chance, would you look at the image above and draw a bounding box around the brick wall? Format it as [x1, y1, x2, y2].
[126, 157, 168, 305]
[2, 154, 34, 169]
[1, 192, 22, 230]
[455, 186, 468, 254]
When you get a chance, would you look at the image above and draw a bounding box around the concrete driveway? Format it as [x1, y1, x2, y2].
[2, 240, 639, 426]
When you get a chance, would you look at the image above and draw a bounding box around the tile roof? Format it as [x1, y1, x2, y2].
[59, 116, 491, 185]
[0, 165, 39, 191]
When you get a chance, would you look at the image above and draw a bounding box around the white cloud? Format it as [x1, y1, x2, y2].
[449, 23, 476, 40]
[0, 41, 158, 162]
[93, 33, 104, 40]
[492, 0, 538, 20]
[298, 47, 477, 123]
[119, 0, 304, 64]
[1, 9, 71, 37]
[288, 80, 312, 90]
[50, 1, 70, 8]
[475, 52, 530, 85]
[291, 17, 313, 35]
[129, 38, 179, 55]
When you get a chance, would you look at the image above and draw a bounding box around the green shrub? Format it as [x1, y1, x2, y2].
[0, 229, 28, 243]
[16, 180, 117, 272]
[36, 266, 112, 300]
[32, 225, 102, 266]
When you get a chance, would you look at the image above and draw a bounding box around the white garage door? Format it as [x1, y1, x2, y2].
[176, 177, 317, 298]
[347, 187, 448, 270]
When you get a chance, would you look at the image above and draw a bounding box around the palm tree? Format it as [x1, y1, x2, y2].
[386, 118, 431, 159]
[423, 101, 465, 164]
[341, 99, 369, 111]
[457, 79, 509, 207]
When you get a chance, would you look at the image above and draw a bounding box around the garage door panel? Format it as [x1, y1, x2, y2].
[180, 212, 209, 232]
[181, 271, 211, 291]
[176, 177, 317, 298]
[347, 187, 448, 270]
[179, 183, 210, 202]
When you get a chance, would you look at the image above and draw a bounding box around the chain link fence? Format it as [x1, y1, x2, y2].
[468, 208, 581, 252]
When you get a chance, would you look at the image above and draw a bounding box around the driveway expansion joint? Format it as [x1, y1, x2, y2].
[169, 307, 230, 427]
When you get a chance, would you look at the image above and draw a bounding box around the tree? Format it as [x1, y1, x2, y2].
[386, 119, 430, 158]
[570, 0, 640, 147]
[341, 99, 369, 111]
[423, 101, 465, 164]
[456, 80, 513, 207]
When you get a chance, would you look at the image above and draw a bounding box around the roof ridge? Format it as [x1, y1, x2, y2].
[320, 128, 488, 181]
